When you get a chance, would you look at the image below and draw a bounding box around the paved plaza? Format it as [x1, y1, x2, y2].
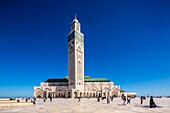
[0, 98, 170, 113]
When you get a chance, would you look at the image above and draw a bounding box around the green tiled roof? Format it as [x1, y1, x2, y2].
[84, 76, 91, 79]
[64, 76, 110, 82]
[84, 78, 110, 82]
[64, 76, 68, 79]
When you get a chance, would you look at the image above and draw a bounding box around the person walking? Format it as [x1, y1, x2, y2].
[78, 97, 81, 102]
[48, 95, 52, 102]
[140, 96, 143, 104]
[43, 97, 46, 102]
[111, 96, 114, 102]
[127, 97, 131, 104]
[122, 96, 126, 105]
[50, 96, 52, 102]
[107, 97, 110, 104]
[34, 97, 36, 102]
[97, 97, 100, 102]
[32, 99, 36, 105]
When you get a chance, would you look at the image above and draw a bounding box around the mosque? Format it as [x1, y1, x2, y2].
[33, 16, 121, 98]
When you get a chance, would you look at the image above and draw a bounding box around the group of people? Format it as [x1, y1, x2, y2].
[140, 96, 157, 108]
[78, 95, 157, 108]
[97, 96, 114, 104]
[121, 95, 157, 108]
[122, 95, 131, 105]
[18, 97, 37, 105]
[33, 95, 158, 108]
[43, 95, 53, 102]
[76, 96, 114, 104]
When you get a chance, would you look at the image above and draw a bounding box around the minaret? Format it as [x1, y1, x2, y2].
[68, 15, 84, 92]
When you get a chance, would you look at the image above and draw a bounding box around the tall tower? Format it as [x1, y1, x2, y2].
[68, 15, 84, 92]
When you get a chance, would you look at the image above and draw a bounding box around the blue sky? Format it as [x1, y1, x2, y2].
[0, 0, 170, 97]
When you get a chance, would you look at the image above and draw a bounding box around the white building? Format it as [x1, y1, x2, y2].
[33, 16, 121, 98]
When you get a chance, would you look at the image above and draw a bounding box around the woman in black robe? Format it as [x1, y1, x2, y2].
[150, 96, 157, 108]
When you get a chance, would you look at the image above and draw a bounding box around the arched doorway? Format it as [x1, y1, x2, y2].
[74, 92, 77, 98]
[80, 92, 82, 97]
[36, 88, 43, 98]
[112, 90, 118, 97]
[87, 92, 89, 98]
[43, 91, 47, 98]
[90, 86, 98, 98]
[68, 92, 71, 98]
[93, 93, 95, 97]
[103, 87, 109, 97]
[99, 93, 101, 97]
[63, 93, 65, 98]
[44, 88, 50, 98]
[57, 88, 64, 98]
[84, 92, 86, 97]
[55, 94, 58, 98]
[90, 92, 92, 97]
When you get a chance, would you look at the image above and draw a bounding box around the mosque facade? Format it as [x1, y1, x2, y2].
[33, 16, 121, 98]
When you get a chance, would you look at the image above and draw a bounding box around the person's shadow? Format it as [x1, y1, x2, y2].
[117, 104, 126, 106]
[141, 105, 163, 108]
